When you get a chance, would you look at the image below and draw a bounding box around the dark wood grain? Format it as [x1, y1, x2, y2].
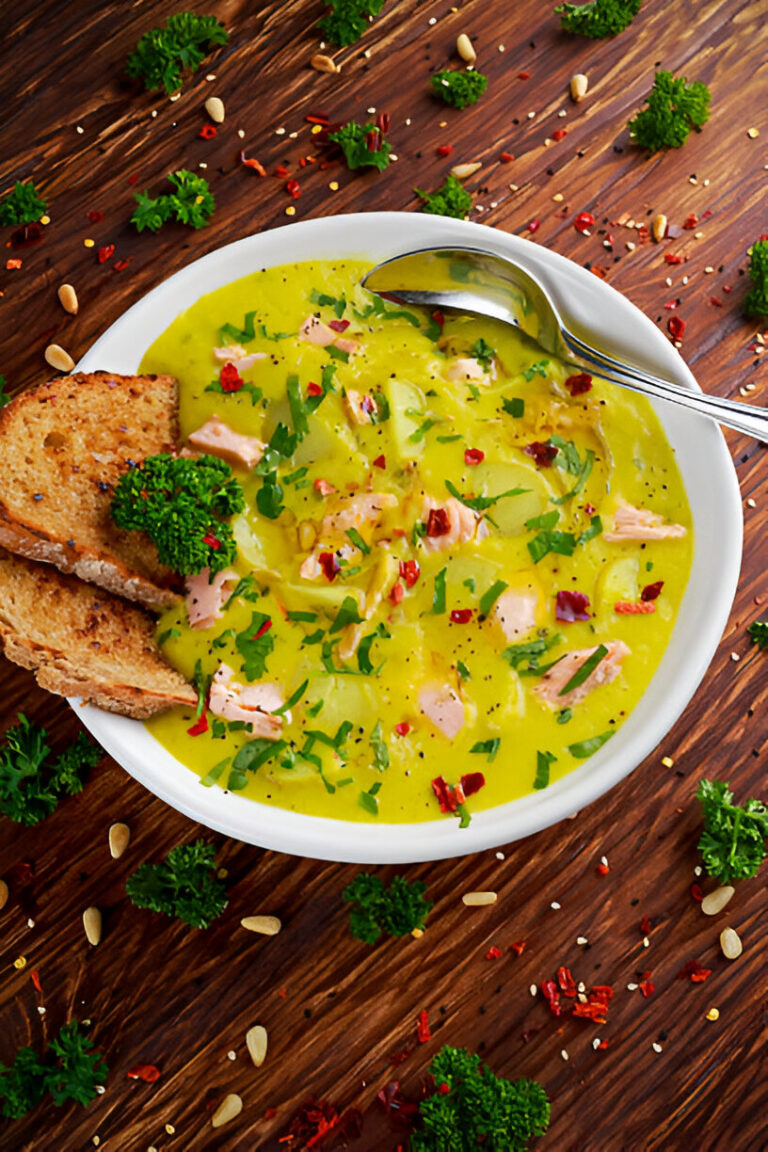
[1, 1, 767, 1150]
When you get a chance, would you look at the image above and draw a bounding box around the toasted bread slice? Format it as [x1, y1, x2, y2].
[0, 371, 183, 610]
[0, 547, 196, 718]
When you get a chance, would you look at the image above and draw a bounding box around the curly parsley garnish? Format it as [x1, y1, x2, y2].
[125, 13, 228, 94]
[696, 779, 768, 884]
[415, 174, 474, 219]
[0, 180, 47, 227]
[131, 170, 215, 232]
[0, 1020, 107, 1119]
[343, 873, 432, 944]
[317, 0, 386, 46]
[744, 241, 768, 318]
[327, 121, 392, 171]
[0, 716, 101, 826]
[555, 0, 641, 37]
[430, 69, 488, 109]
[126, 840, 228, 929]
[628, 70, 711, 152]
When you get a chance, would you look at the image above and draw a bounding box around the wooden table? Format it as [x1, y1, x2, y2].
[1, 1, 766, 1149]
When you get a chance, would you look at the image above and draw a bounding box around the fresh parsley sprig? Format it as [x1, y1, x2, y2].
[317, 0, 386, 46]
[343, 873, 432, 944]
[126, 840, 228, 929]
[125, 13, 228, 94]
[0, 374, 10, 407]
[696, 779, 768, 884]
[628, 70, 711, 152]
[0, 1020, 107, 1119]
[556, 0, 641, 37]
[327, 121, 392, 171]
[744, 242, 768, 318]
[131, 170, 215, 232]
[0, 716, 101, 826]
[0, 180, 47, 227]
[415, 174, 473, 219]
[430, 69, 488, 109]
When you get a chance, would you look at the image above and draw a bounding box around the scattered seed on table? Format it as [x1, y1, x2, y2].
[205, 96, 225, 122]
[462, 891, 497, 906]
[550, 901, 561, 910]
[83, 907, 102, 946]
[720, 926, 743, 959]
[45, 344, 75, 372]
[58, 284, 79, 314]
[570, 73, 588, 102]
[241, 915, 282, 934]
[0, 879, 8, 910]
[456, 33, 476, 63]
[211, 1093, 242, 1128]
[652, 1042, 663, 1053]
[705, 1007, 720, 1021]
[701, 885, 735, 916]
[246, 1025, 268, 1067]
[108, 822, 130, 859]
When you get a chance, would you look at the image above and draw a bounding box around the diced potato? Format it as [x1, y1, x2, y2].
[595, 557, 639, 611]
[385, 378, 426, 461]
[469, 461, 551, 536]
[280, 581, 364, 618]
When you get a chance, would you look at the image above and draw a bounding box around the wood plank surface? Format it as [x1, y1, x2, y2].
[1, 1, 767, 1150]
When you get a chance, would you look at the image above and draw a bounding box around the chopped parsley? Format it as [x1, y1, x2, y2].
[229, 739, 287, 787]
[415, 174, 473, 219]
[558, 643, 608, 696]
[125, 12, 228, 93]
[317, 0, 386, 46]
[343, 872, 432, 944]
[0, 180, 47, 227]
[328, 121, 392, 171]
[534, 750, 557, 789]
[556, 0, 641, 37]
[471, 338, 495, 370]
[478, 579, 509, 618]
[346, 527, 370, 554]
[205, 376, 262, 405]
[502, 395, 525, 417]
[430, 69, 488, 108]
[0, 716, 101, 826]
[235, 613, 274, 681]
[310, 289, 347, 318]
[219, 311, 256, 344]
[125, 840, 228, 929]
[0, 1020, 107, 1118]
[567, 729, 615, 758]
[470, 738, 501, 763]
[696, 779, 768, 884]
[329, 595, 364, 634]
[744, 240, 768, 318]
[432, 567, 447, 614]
[527, 529, 576, 563]
[131, 170, 215, 232]
[445, 478, 528, 512]
[503, 632, 563, 672]
[370, 719, 390, 770]
[522, 359, 549, 381]
[357, 623, 390, 674]
[628, 70, 711, 152]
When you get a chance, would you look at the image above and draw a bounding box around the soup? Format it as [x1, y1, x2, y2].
[142, 259, 692, 826]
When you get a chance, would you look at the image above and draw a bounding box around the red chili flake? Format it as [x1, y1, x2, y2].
[372, 454, 386, 469]
[264, 1107, 277, 1120]
[574, 211, 595, 234]
[426, 507, 451, 537]
[690, 883, 704, 902]
[615, 600, 655, 615]
[640, 914, 652, 934]
[678, 959, 712, 983]
[328, 318, 350, 333]
[509, 940, 527, 957]
[366, 129, 382, 152]
[394, 722, 411, 736]
[564, 372, 592, 396]
[500, 151, 515, 163]
[431, 776, 458, 814]
[307, 381, 323, 397]
[389, 581, 405, 605]
[113, 258, 131, 272]
[376, 112, 390, 133]
[598, 1039, 609, 1050]
[589, 265, 608, 280]
[239, 151, 267, 176]
[517, 71, 530, 80]
[202, 533, 221, 550]
[399, 559, 420, 587]
[127, 1064, 161, 1083]
[668, 316, 686, 339]
[641, 581, 664, 601]
[431, 310, 444, 332]
[30, 970, 42, 993]
[722, 284, 732, 293]
[199, 124, 217, 140]
[591, 985, 614, 1003]
[285, 178, 301, 199]
[436, 144, 453, 157]
[710, 296, 724, 308]
[557, 967, 577, 997]
[527, 218, 540, 233]
[682, 212, 698, 230]
[664, 253, 685, 265]
[318, 551, 340, 582]
[5, 258, 22, 270]
[187, 712, 208, 737]
[552, 128, 568, 142]
[556, 590, 591, 623]
[460, 771, 485, 797]
[596, 861, 610, 876]
[87, 210, 105, 223]
[128, 173, 139, 185]
[639, 979, 655, 998]
[523, 441, 558, 467]
[486, 946, 503, 960]
[313, 477, 336, 496]
[572, 1001, 608, 1023]
[664, 300, 679, 310]
[438, 1082, 451, 1095]
[584, 503, 596, 516]
[305, 113, 330, 126]
[450, 608, 473, 624]
[416, 1009, 431, 1042]
[464, 447, 485, 465]
[220, 362, 244, 392]
[253, 618, 273, 641]
[540, 979, 562, 1017]
[275, 164, 290, 178]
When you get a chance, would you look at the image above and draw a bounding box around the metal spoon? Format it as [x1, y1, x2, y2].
[362, 245, 767, 440]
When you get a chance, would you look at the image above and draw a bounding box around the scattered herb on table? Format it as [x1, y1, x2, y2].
[317, 0, 386, 46]
[0, 375, 10, 407]
[410, 1045, 550, 1151]
[343, 872, 432, 944]
[430, 69, 488, 109]
[628, 70, 711, 152]
[111, 453, 244, 576]
[131, 170, 215, 232]
[555, 0, 641, 37]
[126, 840, 228, 929]
[0, 1020, 107, 1119]
[125, 12, 228, 94]
[327, 121, 392, 171]
[696, 779, 768, 884]
[743, 240, 768, 318]
[0, 181, 47, 227]
[0, 715, 101, 826]
[415, 174, 474, 219]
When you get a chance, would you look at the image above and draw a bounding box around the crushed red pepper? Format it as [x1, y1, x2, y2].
[416, 1009, 431, 1042]
[187, 712, 209, 737]
[220, 362, 244, 391]
[564, 372, 592, 395]
[426, 507, 450, 537]
[668, 316, 686, 339]
[678, 960, 712, 983]
[464, 447, 485, 465]
[127, 1063, 161, 1082]
[97, 244, 115, 264]
[486, 945, 503, 960]
[524, 441, 559, 467]
[450, 608, 473, 624]
[199, 124, 217, 140]
[510, 940, 527, 956]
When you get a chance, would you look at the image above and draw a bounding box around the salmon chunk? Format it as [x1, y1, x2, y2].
[493, 588, 538, 641]
[299, 315, 337, 346]
[420, 496, 482, 553]
[418, 683, 465, 739]
[187, 416, 266, 471]
[320, 492, 398, 541]
[208, 663, 289, 738]
[185, 567, 239, 629]
[213, 345, 266, 371]
[343, 390, 378, 426]
[534, 640, 630, 707]
[604, 503, 687, 542]
[446, 357, 489, 382]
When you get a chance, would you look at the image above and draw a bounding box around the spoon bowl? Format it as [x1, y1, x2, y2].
[363, 246, 768, 440]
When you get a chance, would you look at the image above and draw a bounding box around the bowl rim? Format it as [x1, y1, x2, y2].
[74, 211, 743, 863]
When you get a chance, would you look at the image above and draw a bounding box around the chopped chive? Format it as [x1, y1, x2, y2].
[479, 579, 509, 618]
[533, 750, 557, 789]
[272, 679, 309, 715]
[201, 758, 230, 787]
[287, 610, 318, 622]
[432, 567, 447, 614]
[346, 527, 370, 555]
[470, 738, 501, 762]
[502, 396, 525, 417]
[358, 790, 379, 815]
[558, 643, 609, 697]
[457, 659, 470, 680]
[567, 729, 615, 758]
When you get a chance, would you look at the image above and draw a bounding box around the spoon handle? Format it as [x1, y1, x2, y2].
[564, 330, 767, 441]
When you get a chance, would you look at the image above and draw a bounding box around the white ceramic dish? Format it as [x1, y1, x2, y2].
[74, 212, 742, 863]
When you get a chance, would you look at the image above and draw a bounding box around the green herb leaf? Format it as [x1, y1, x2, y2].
[457, 659, 471, 680]
[558, 643, 608, 696]
[256, 471, 285, 519]
[525, 510, 560, 531]
[235, 612, 274, 680]
[478, 580, 509, 618]
[567, 729, 615, 758]
[345, 527, 371, 555]
[0, 716, 101, 826]
[125, 12, 228, 93]
[328, 121, 392, 171]
[696, 779, 768, 884]
[131, 169, 215, 232]
[628, 69, 711, 152]
[310, 289, 347, 318]
[125, 840, 228, 929]
[231, 738, 287, 778]
[527, 530, 576, 563]
[556, 0, 640, 37]
[329, 595, 364, 634]
[470, 738, 500, 763]
[287, 610, 318, 623]
[432, 567, 447, 614]
[577, 514, 603, 545]
[430, 69, 488, 108]
[317, 0, 386, 47]
[415, 174, 474, 220]
[503, 632, 563, 672]
[370, 719, 390, 771]
[470, 338, 495, 370]
[200, 758, 230, 787]
[445, 478, 528, 512]
[0, 181, 47, 227]
[343, 873, 432, 944]
[534, 750, 557, 789]
[502, 395, 525, 417]
[273, 679, 309, 715]
[744, 240, 768, 318]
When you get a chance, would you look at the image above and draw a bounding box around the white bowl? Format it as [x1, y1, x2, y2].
[75, 212, 742, 863]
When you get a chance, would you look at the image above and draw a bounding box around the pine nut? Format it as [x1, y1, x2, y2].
[211, 1093, 242, 1128]
[462, 891, 497, 906]
[569, 73, 588, 102]
[311, 54, 341, 74]
[240, 914, 281, 935]
[57, 284, 79, 315]
[246, 1025, 268, 1067]
[0, 879, 8, 910]
[205, 96, 225, 123]
[701, 885, 734, 916]
[456, 34, 477, 64]
[45, 344, 75, 372]
[719, 926, 742, 959]
[298, 520, 317, 551]
[450, 162, 482, 180]
[651, 214, 668, 243]
[108, 822, 130, 859]
[83, 906, 102, 946]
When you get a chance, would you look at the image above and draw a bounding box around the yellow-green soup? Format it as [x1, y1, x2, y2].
[142, 259, 692, 825]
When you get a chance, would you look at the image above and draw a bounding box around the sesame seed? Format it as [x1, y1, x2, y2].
[530, 983, 538, 996]
[558, 109, 567, 117]
[165, 1124, 176, 1135]
[577, 981, 586, 993]
[730, 652, 740, 661]
[206, 73, 216, 81]
[527, 111, 536, 119]
[405, 117, 412, 125]
[704, 265, 714, 274]
[428, 16, 437, 24]
[746, 498, 756, 508]
[84, 238, 95, 248]
[694, 230, 704, 239]
[237, 129, 245, 138]
[498, 43, 505, 52]
[13, 956, 26, 969]
[289, 131, 298, 139]
[275, 127, 286, 135]
[93, 1138, 100, 1147]
[688, 176, 698, 184]
[509, 183, 519, 191]
[169, 92, 181, 102]
[367, 107, 376, 114]
[643, 936, 650, 948]
[285, 206, 296, 216]
[627, 982, 638, 991]
[76, 125, 84, 134]
[652, 1042, 663, 1053]
[151, 109, 158, 119]
[27, 918, 35, 928]
[495, 851, 505, 860]
[227, 1050, 237, 1061]
[576, 935, 588, 945]
[661, 755, 674, 767]
[553, 192, 564, 202]
[682, 275, 689, 284]
[96, 1084, 105, 1094]
[198, 162, 208, 169]
[747, 127, 759, 138]
[390, 153, 399, 161]
[705, 1007, 720, 1021]
[561, 1049, 569, 1061]
[694, 865, 702, 876]
[329, 181, 339, 191]
[37, 1006, 46, 1015]
[40, 215, 50, 225]
[600, 855, 608, 867]
[592, 1037, 601, 1050]
[550, 901, 561, 910]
